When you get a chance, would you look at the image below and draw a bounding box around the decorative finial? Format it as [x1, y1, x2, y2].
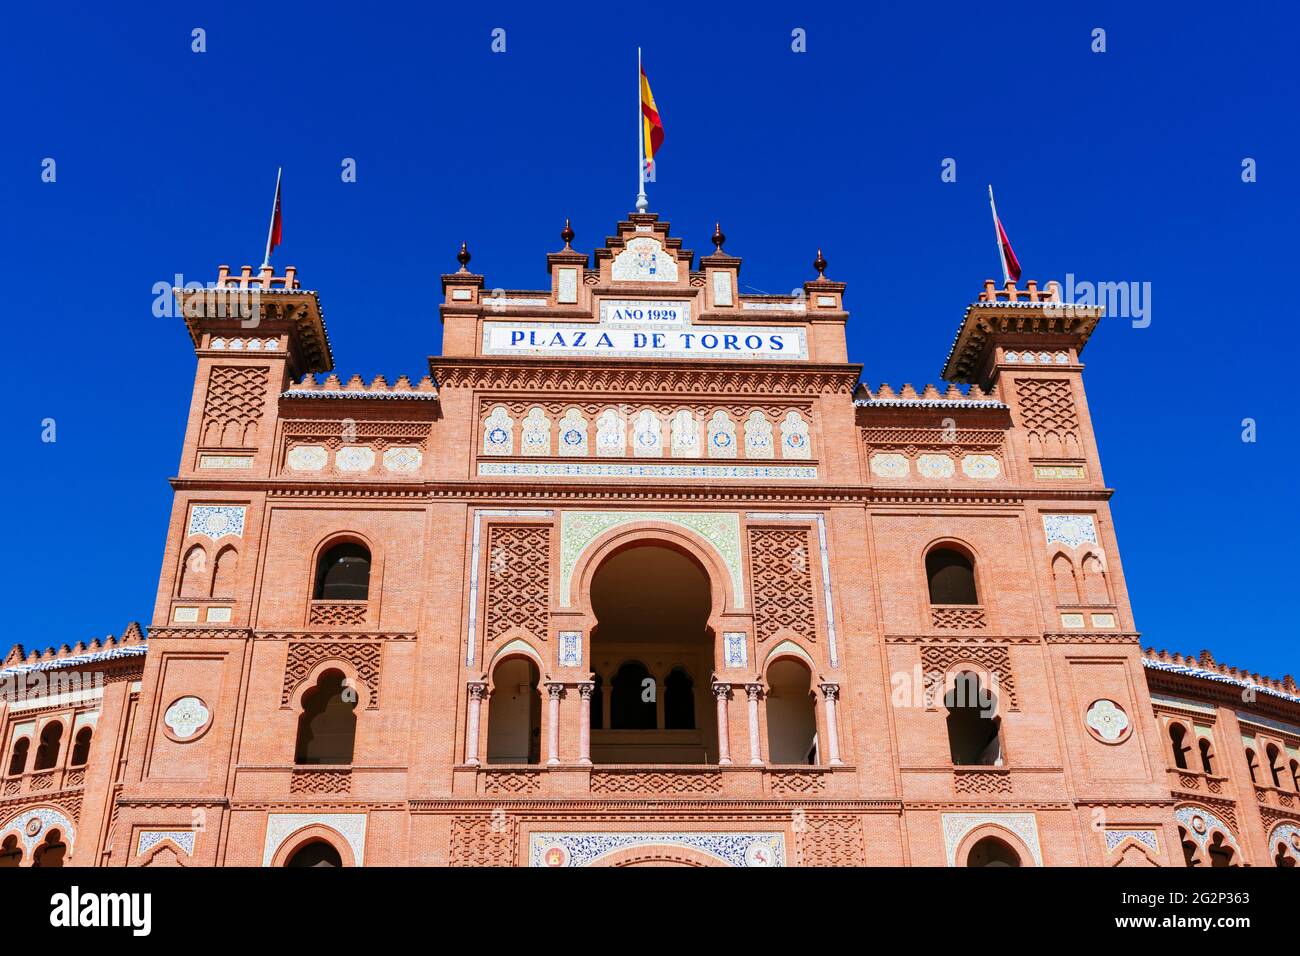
[457, 241, 471, 272]
[813, 248, 827, 278]
[712, 222, 726, 252]
[561, 218, 575, 249]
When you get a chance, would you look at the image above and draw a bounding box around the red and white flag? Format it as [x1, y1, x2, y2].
[988, 185, 1021, 283]
[262, 168, 283, 267]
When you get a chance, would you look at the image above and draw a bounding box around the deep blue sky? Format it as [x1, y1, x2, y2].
[2, 2, 1296, 676]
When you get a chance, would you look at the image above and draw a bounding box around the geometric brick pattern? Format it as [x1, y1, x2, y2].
[483, 525, 550, 642]
[749, 527, 817, 643]
[796, 814, 865, 866]
[590, 770, 723, 795]
[921, 643, 1020, 710]
[450, 814, 516, 867]
[201, 366, 268, 447]
[1015, 378, 1079, 456]
[281, 642, 382, 710]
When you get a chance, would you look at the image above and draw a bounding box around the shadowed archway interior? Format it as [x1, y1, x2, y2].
[588, 543, 717, 764]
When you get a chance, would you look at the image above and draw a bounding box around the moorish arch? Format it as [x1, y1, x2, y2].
[581, 535, 723, 764]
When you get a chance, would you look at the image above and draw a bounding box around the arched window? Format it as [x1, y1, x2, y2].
[7, 738, 29, 776]
[487, 656, 541, 764]
[610, 661, 656, 730]
[210, 545, 239, 598]
[1080, 553, 1110, 605]
[926, 548, 977, 605]
[1179, 827, 1199, 867]
[766, 658, 818, 765]
[664, 667, 695, 730]
[1267, 744, 1285, 789]
[966, 835, 1021, 867]
[294, 670, 357, 765]
[285, 841, 343, 867]
[1246, 748, 1260, 784]
[0, 835, 21, 868]
[32, 829, 66, 868]
[70, 727, 93, 767]
[1168, 724, 1190, 771]
[178, 544, 207, 598]
[33, 723, 63, 771]
[1276, 843, 1297, 868]
[1052, 554, 1078, 604]
[945, 672, 1002, 765]
[314, 543, 371, 601]
[1197, 737, 1214, 776]
[1207, 832, 1236, 867]
[1291, 759, 1300, 792]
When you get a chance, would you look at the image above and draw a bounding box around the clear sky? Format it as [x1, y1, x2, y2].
[2, 2, 1296, 677]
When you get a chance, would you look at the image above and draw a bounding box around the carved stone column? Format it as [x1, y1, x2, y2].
[577, 681, 594, 766]
[545, 682, 564, 766]
[819, 682, 844, 766]
[465, 681, 488, 766]
[712, 682, 733, 766]
[745, 683, 764, 766]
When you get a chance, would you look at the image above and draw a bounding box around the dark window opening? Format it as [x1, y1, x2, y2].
[294, 670, 357, 765]
[664, 668, 695, 730]
[945, 672, 1002, 766]
[610, 661, 656, 730]
[314, 543, 371, 601]
[926, 548, 977, 605]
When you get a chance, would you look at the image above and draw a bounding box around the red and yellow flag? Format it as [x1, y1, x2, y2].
[640, 66, 664, 163]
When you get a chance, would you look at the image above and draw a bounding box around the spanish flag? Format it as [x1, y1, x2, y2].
[640, 65, 664, 165]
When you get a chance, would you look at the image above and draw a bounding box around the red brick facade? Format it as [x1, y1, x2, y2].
[2, 212, 1298, 868]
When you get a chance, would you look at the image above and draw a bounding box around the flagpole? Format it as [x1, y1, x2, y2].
[262, 166, 282, 269]
[988, 184, 1010, 285]
[635, 47, 648, 213]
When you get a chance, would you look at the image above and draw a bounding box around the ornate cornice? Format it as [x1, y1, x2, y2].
[168, 476, 1116, 507]
[429, 357, 862, 396]
[252, 630, 417, 642]
[146, 627, 253, 641]
[1043, 632, 1141, 644]
[411, 797, 902, 813]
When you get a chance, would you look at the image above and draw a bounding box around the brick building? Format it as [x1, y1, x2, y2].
[2, 211, 1298, 867]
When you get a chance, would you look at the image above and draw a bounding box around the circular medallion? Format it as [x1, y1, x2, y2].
[25, 817, 42, 838]
[562, 429, 582, 446]
[488, 427, 507, 445]
[744, 840, 776, 867]
[1191, 815, 1208, 835]
[541, 844, 568, 867]
[1085, 699, 1131, 743]
[163, 696, 212, 742]
[1291, 833, 1300, 850]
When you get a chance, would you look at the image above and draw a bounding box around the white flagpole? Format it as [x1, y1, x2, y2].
[635, 47, 648, 213]
[262, 166, 282, 269]
[988, 184, 1010, 285]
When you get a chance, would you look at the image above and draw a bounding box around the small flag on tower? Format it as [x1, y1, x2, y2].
[640, 64, 664, 167]
[987, 185, 1021, 283]
[262, 168, 283, 268]
[635, 49, 663, 213]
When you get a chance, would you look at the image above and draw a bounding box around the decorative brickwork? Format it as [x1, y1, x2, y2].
[201, 366, 268, 447]
[290, 769, 352, 794]
[281, 641, 382, 710]
[749, 527, 817, 643]
[796, 814, 865, 866]
[450, 814, 516, 867]
[590, 770, 723, 795]
[921, 643, 1020, 710]
[483, 524, 551, 643]
[930, 605, 988, 630]
[954, 769, 1013, 794]
[307, 602, 368, 627]
[1015, 378, 1080, 457]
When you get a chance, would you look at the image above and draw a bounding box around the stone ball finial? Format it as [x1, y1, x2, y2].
[457, 241, 471, 271]
[712, 222, 726, 251]
[813, 248, 827, 278]
[561, 218, 575, 249]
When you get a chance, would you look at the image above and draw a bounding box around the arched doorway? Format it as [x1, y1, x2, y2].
[487, 656, 541, 764]
[966, 835, 1021, 867]
[589, 543, 716, 764]
[285, 840, 344, 867]
[766, 658, 817, 764]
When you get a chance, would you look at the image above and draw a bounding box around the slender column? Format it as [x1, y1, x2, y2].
[465, 681, 488, 766]
[600, 673, 611, 729]
[577, 681, 594, 766]
[545, 682, 564, 766]
[712, 682, 733, 766]
[745, 683, 764, 766]
[819, 682, 844, 766]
